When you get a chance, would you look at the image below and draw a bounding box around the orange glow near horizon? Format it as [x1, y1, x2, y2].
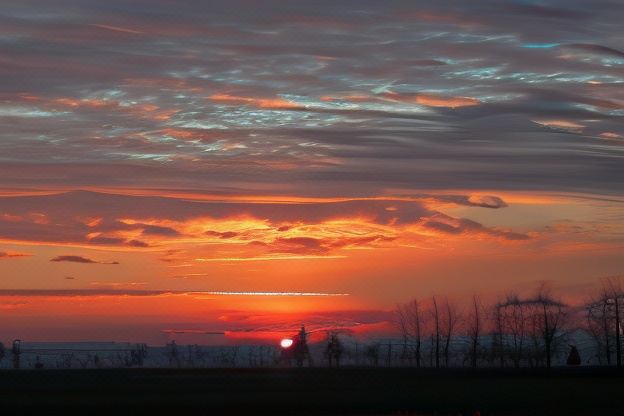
[1, 187, 622, 346]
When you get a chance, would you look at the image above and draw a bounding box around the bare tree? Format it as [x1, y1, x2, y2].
[411, 299, 423, 368]
[432, 295, 441, 369]
[166, 340, 180, 367]
[532, 283, 568, 369]
[365, 343, 380, 366]
[604, 277, 623, 368]
[467, 295, 483, 368]
[586, 292, 613, 365]
[441, 297, 460, 367]
[491, 301, 505, 367]
[395, 299, 425, 367]
[493, 285, 568, 369]
[586, 279, 624, 365]
[396, 302, 410, 363]
[496, 293, 528, 368]
[325, 332, 344, 367]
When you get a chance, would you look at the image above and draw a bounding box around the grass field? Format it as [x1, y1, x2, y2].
[0, 367, 622, 415]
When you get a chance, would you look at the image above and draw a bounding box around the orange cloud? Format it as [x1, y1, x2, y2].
[80, 216, 103, 227]
[1, 212, 49, 224]
[600, 132, 622, 139]
[320, 94, 372, 102]
[319, 92, 481, 108]
[533, 119, 584, 130]
[209, 93, 302, 109]
[53, 97, 115, 109]
[159, 128, 220, 141]
[45, 96, 178, 121]
[0, 190, 538, 264]
[382, 92, 481, 108]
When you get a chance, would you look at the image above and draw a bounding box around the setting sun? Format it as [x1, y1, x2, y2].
[280, 338, 294, 349]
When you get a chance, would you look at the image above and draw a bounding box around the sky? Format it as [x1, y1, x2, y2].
[0, 0, 623, 345]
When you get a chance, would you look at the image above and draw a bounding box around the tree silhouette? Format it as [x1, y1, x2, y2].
[587, 277, 624, 368]
[467, 295, 483, 369]
[324, 332, 344, 367]
[492, 285, 568, 369]
[605, 277, 623, 368]
[365, 343, 380, 367]
[441, 297, 460, 367]
[432, 296, 441, 369]
[532, 283, 568, 369]
[495, 294, 528, 368]
[395, 299, 424, 367]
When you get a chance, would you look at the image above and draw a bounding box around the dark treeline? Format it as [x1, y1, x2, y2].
[393, 278, 624, 369]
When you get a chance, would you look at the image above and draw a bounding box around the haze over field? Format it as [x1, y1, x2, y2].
[0, 0, 623, 344]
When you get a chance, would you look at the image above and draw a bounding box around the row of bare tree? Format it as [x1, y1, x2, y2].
[395, 278, 624, 369]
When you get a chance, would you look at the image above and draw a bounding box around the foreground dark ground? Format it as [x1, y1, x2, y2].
[0, 367, 623, 415]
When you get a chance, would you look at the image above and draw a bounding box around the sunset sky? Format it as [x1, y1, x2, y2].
[1, 0, 623, 345]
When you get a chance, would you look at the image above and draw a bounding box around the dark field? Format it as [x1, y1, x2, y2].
[0, 367, 623, 415]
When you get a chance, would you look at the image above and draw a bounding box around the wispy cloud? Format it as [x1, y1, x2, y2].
[89, 24, 143, 35]
[0, 0, 622, 198]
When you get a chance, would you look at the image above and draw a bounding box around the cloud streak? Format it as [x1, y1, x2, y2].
[0, 251, 31, 259]
[0, 289, 349, 297]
